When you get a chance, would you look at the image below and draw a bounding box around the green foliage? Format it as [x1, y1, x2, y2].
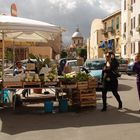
[75, 72, 89, 81]
[76, 48, 87, 61]
[29, 53, 51, 73]
[60, 50, 67, 58]
[5, 48, 13, 61]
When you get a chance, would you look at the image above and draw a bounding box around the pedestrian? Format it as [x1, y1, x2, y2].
[133, 53, 140, 110]
[58, 58, 66, 75]
[101, 52, 122, 111]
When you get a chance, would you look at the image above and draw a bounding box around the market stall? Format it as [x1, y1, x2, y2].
[0, 15, 97, 112]
[0, 15, 64, 110]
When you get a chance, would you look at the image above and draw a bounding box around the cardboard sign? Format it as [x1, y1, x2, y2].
[26, 63, 35, 71]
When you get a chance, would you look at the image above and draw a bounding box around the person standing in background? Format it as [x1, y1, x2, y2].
[133, 53, 140, 111]
[13, 61, 25, 76]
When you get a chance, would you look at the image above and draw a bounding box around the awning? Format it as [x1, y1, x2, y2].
[107, 39, 113, 48]
[99, 41, 105, 48]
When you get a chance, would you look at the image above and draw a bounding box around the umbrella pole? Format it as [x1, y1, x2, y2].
[2, 32, 5, 81]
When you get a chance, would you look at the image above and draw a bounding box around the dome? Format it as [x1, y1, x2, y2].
[72, 28, 83, 38]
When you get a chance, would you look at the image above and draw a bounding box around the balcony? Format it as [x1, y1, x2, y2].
[102, 29, 108, 37]
[107, 27, 115, 34]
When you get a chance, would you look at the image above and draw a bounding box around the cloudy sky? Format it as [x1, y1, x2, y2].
[0, 0, 121, 45]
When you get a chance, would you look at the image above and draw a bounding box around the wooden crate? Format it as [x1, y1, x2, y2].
[79, 89, 96, 107]
[88, 79, 97, 88]
[3, 82, 23, 88]
[80, 102, 96, 107]
[77, 81, 88, 90]
[65, 84, 77, 89]
[23, 82, 41, 87]
[80, 93, 96, 98]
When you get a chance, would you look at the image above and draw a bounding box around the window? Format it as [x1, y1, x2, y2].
[131, 43, 133, 54]
[131, 18, 133, 29]
[133, 42, 135, 53]
[133, 17, 135, 28]
[124, 0, 126, 10]
[104, 22, 107, 31]
[131, 42, 136, 54]
[111, 19, 114, 29]
[78, 40, 80, 44]
[138, 14, 140, 26]
[131, 0, 135, 4]
[116, 17, 119, 29]
[124, 22, 126, 32]
[124, 45, 126, 55]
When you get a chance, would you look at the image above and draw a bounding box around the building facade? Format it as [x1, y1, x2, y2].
[88, 10, 121, 59]
[121, 0, 140, 59]
[0, 34, 62, 62]
[88, 19, 104, 59]
[102, 10, 121, 56]
[71, 27, 84, 48]
[68, 27, 84, 59]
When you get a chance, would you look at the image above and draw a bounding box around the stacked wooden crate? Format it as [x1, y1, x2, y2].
[72, 79, 97, 107]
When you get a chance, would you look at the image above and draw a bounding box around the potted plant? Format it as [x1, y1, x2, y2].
[29, 53, 51, 74]
[28, 54, 51, 93]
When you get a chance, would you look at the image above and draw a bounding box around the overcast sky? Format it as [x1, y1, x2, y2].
[0, 0, 121, 45]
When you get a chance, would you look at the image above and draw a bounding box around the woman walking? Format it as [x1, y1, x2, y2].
[101, 52, 122, 111]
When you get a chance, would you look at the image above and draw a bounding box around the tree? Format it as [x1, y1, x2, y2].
[77, 48, 87, 61]
[60, 50, 67, 58]
[5, 48, 13, 62]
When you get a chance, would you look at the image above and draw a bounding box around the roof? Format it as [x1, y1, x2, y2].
[72, 27, 83, 38]
[102, 9, 121, 22]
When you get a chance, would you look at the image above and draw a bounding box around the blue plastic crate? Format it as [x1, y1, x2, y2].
[59, 99, 68, 112]
[44, 101, 53, 113]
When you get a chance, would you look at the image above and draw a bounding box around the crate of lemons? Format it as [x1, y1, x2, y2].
[24, 65, 58, 82]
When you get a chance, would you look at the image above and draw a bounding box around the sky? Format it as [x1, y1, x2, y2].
[0, 0, 121, 45]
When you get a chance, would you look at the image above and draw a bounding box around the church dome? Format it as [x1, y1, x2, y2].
[72, 28, 83, 38]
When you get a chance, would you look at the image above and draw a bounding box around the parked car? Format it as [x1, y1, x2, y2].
[83, 58, 105, 89]
[118, 58, 129, 72]
[59, 58, 82, 73]
[65, 59, 80, 72]
[126, 60, 135, 75]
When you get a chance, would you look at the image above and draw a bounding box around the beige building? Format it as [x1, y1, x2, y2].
[102, 10, 121, 56]
[88, 10, 121, 59]
[88, 19, 104, 59]
[0, 34, 62, 61]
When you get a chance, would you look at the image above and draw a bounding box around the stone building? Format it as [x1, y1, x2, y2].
[121, 0, 140, 59]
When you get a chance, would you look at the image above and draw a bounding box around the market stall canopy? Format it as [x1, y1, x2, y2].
[0, 15, 63, 33]
[0, 15, 64, 50]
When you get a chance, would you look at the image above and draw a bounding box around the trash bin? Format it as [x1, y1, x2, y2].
[44, 101, 53, 113]
[59, 98, 68, 112]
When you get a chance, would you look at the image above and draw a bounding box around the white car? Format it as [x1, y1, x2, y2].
[66, 59, 79, 72]
[4, 65, 15, 76]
